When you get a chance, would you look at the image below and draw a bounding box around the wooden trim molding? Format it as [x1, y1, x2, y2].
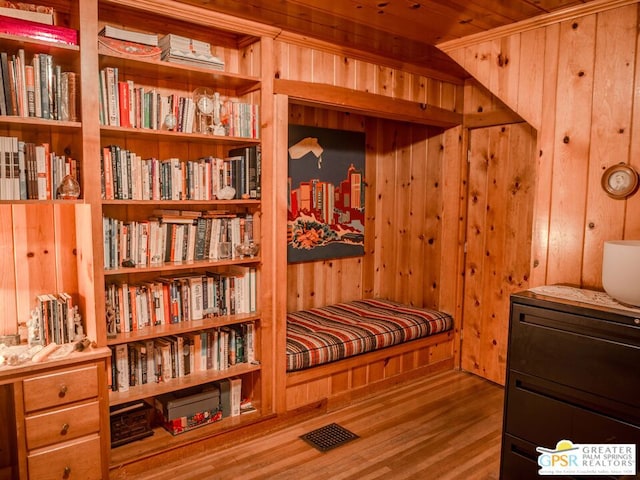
[437, 0, 638, 53]
[100, 0, 281, 38]
[274, 79, 462, 128]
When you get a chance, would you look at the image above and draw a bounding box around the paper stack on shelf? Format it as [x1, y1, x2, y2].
[99, 24, 158, 47]
[159, 34, 224, 71]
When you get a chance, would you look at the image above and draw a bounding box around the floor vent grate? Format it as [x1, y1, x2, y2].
[300, 423, 359, 452]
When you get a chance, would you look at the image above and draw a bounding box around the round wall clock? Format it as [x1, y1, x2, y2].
[601, 163, 639, 199]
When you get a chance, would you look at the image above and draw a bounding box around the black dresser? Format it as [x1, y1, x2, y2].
[500, 288, 640, 479]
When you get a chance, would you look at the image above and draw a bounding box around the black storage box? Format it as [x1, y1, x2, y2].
[110, 401, 154, 448]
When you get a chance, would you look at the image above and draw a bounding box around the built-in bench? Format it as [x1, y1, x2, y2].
[284, 298, 455, 411]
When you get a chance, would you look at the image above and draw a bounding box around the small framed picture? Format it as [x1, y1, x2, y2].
[601, 163, 639, 199]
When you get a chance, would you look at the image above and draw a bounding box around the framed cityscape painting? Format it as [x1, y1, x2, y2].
[287, 124, 365, 263]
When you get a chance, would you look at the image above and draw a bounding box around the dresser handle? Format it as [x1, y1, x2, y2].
[635, 318, 640, 325]
[61, 423, 70, 435]
[63, 466, 71, 479]
[59, 384, 68, 398]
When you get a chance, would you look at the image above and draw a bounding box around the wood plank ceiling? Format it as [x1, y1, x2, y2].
[177, 0, 598, 78]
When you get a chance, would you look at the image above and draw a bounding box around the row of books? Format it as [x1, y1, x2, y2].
[30, 292, 80, 347]
[104, 268, 257, 334]
[99, 68, 194, 132]
[225, 101, 260, 139]
[102, 212, 254, 270]
[98, 66, 259, 138]
[0, 49, 77, 120]
[109, 323, 255, 392]
[100, 145, 260, 201]
[0, 136, 80, 200]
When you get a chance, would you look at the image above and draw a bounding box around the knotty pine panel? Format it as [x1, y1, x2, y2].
[462, 123, 535, 385]
[275, 40, 461, 109]
[286, 112, 463, 312]
[582, 7, 636, 286]
[2, 204, 81, 336]
[441, 2, 640, 292]
[547, 15, 595, 286]
[0, 206, 17, 336]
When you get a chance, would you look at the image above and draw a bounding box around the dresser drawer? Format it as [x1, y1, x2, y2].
[27, 435, 101, 480]
[23, 365, 99, 412]
[25, 400, 100, 450]
[504, 372, 640, 448]
[509, 303, 640, 408]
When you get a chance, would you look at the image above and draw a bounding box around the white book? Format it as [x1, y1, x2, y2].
[115, 344, 129, 392]
[34, 144, 47, 200]
[188, 275, 204, 320]
[230, 377, 242, 417]
[100, 25, 158, 47]
[244, 322, 255, 364]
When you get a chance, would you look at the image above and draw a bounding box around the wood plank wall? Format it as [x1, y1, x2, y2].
[274, 41, 465, 316]
[0, 204, 83, 337]
[439, 1, 640, 290]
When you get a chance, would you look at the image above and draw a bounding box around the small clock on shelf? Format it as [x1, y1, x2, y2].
[193, 87, 215, 134]
[193, 88, 226, 135]
[601, 163, 639, 199]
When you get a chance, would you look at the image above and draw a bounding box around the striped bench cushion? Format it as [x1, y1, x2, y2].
[286, 298, 453, 372]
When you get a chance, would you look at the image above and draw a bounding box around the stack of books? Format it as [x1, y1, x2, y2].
[99, 24, 158, 47]
[98, 25, 161, 60]
[159, 34, 224, 71]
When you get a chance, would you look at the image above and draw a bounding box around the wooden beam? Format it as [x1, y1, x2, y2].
[274, 79, 462, 128]
[463, 109, 525, 129]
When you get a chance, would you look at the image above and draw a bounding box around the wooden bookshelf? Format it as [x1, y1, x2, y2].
[0, 0, 276, 475]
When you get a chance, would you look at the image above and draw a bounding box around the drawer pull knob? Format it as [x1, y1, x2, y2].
[635, 318, 640, 325]
[63, 466, 71, 479]
[61, 423, 70, 435]
[59, 384, 68, 398]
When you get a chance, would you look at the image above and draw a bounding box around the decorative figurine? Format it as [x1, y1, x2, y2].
[212, 92, 226, 136]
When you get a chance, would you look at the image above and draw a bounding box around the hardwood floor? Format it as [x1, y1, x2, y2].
[115, 370, 504, 480]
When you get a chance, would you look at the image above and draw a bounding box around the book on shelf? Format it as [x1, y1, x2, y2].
[217, 377, 241, 417]
[105, 271, 256, 334]
[108, 325, 255, 392]
[227, 145, 261, 199]
[0, 48, 78, 121]
[102, 210, 255, 269]
[224, 101, 260, 139]
[0, 1, 55, 25]
[31, 291, 77, 347]
[0, 14, 77, 45]
[114, 343, 130, 393]
[0, 135, 79, 200]
[98, 36, 162, 60]
[99, 24, 158, 47]
[159, 33, 224, 71]
[97, 72, 197, 132]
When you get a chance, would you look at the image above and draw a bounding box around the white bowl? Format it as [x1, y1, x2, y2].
[602, 240, 640, 307]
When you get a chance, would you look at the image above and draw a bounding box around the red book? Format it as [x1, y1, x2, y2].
[117, 81, 131, 128]
[0, 14, 77, 45]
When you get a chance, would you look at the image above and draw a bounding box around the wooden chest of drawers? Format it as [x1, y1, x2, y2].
[0, 348, 110, 480]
